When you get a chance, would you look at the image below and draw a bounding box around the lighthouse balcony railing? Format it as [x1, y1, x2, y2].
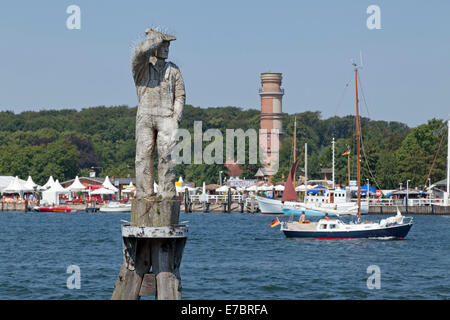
[259, 88, 284, 94]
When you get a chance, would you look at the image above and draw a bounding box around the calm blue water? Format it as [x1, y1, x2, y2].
[0, 211, 449, 300]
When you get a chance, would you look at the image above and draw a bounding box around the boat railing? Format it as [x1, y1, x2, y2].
[189, 194, 244, 203]
[402, 216, 414, 224]
[363, 198, 445, 206]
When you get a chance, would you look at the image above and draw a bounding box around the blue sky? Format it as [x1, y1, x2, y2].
[0, 0, 449, 127]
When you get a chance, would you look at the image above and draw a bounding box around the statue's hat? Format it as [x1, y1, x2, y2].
[145, 28, 176, 42]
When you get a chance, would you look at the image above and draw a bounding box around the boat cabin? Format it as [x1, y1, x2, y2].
[305, 188, 348, 204]
[317, 219, 345, 230]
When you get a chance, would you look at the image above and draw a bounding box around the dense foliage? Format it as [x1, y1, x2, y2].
[0, 105, 446, 189]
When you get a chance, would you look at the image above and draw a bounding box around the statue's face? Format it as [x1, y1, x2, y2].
[155, 41, 170, 59]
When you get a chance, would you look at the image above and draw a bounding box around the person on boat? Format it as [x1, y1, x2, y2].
[299, 211, 306, 223]
[324, 213, 334, 220]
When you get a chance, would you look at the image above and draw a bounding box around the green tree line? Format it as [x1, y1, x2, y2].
[0, 105, 446, 189]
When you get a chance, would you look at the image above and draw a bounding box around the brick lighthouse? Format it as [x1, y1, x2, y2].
[258, 72, 284, 181]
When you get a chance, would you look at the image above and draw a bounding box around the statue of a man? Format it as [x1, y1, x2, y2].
[132, 28, 185, 200]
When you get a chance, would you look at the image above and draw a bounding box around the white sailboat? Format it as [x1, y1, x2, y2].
[257, 138, 366, 215]
[278, 61, 414, 239]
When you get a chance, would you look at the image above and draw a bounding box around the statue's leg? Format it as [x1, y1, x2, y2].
[156, 117, 177, 199]
[136, 117, 157, 199]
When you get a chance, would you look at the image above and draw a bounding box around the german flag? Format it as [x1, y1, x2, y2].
[342, 149, 350, 156]
[270, 217, 281, 228]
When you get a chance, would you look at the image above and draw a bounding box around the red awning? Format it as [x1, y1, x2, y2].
[89, 184, 103, 190]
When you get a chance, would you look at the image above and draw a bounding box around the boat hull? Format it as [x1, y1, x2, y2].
[282, 223, 412, 239]
[256, 196, 283, 214]
[99, 207, 131, 213]
[256, 196, 367, 215]
[33, 206, 77, 213]
[99, 203, 131, 213]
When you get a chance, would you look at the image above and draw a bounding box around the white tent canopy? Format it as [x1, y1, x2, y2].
[121, 181, 136, 194]
[295, 185, 308, 192]
[102, 176, 119, 192]
[42, 176, 55, 190]
[66, 176, 86, 192]
[23, 176, 38, 191]
[91, 187, 116, 195]
[216, 185, 235, 193]
[258, 185, 274, 191]
[274, 185, 285, 191]
[122, 188, 136, 194]
[47, 179, 69, 193]
[41, 179, 70, 205]
[2, 176, 33, 193]
[176, 185, 198, 193]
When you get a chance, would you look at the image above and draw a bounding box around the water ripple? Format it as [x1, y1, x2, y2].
[0, 212, 449, 299]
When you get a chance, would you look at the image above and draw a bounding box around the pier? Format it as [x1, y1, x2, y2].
[366, 198, 450, 215]
[2, 196, 450, 215]
[368, 205, 450, 215]
[182, 193, 259, 213]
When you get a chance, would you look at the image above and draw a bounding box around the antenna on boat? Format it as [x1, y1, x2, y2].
[359, 51, 364, 69]
[351, 51, 364, 70]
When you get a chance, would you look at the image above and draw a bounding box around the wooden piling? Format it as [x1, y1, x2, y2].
[227, 188, 232, 213]
[112, 198, 187, 300]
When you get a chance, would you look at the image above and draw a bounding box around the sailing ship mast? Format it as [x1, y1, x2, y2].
[332, 137, 335, 189]
[447, 120, 449, 201]
[293, 116, 297, 189]
[353, 63, 361, 222]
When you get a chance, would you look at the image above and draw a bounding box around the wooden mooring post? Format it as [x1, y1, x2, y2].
[227, 188, 232, 213]
[111, 198, 188, 300]
[184, 188, 192, 213]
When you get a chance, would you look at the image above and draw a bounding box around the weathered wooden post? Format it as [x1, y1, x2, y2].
[184, 188, 189, 213]
[112, 198, 187, 299]
[227, 187, 232, 213]
[250, 196, 255, 214]
[112, 28, 187, 300]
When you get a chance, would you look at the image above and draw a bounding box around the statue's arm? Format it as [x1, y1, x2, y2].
[131, 38, 164, 84]
[173, 69, 186, 123]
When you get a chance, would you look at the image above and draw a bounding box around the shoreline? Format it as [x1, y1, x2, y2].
[2, 201, 450, 215]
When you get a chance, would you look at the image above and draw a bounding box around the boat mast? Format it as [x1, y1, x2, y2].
[305, 142, 308, 189]
[347, 151, 350, 194]
[354, 63, 361, 222]
[447, 120, 450, 201]
[332, 137, 335, 189]
[293, 116, 297, 189]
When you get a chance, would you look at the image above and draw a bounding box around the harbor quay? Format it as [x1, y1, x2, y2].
[367, 205, 450, 215]
[2, 195, 450, 215]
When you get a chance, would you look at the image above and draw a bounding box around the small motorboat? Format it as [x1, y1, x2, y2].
[33, 206, 77, 213]
[280, 209, 413, 239]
